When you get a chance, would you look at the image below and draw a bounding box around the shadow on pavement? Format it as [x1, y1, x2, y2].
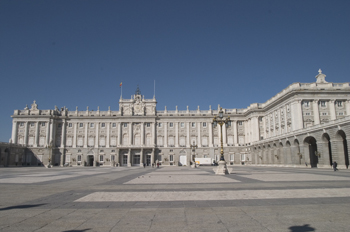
[63, 229, 91, 232]
[289, 224, 315, 232]
[0, 203, 47, 211]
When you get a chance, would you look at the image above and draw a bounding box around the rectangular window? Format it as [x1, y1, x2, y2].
[304, 101, 310, 107]
[100, 155, 104, 162]
[20, 122, 24, 127]
[30, 122, 34, 127]
[58, 123, 61, 128]
[230, 154, 234, 161]
[79, 123, 83, 128]
[203, 122, 207, 127]
[191, 122, 196, 128]
[321, 101, 326, 107]
[158, 123, 162, 127]
[112, 123, 116, 128]
[339, 112, 344, 116]
[101, 123, 105, 128]
[146, 123, 150, 127]
[68, 123, 72, 127]
[41, 122, 45, 126]
[170, 155, 174, 162]
[305, 112, 311, 116]
[238, 121, 243, 126]
[180, 122, 185, 128]
[337, 101, 343, 107]
[77, 155, 81, 162]
[90, 123, 94, 128]
[66, 155, 71, 162]
[169, 122, 173, 128]
[123, 123, 128, 127]
[322, 112, 327, 116]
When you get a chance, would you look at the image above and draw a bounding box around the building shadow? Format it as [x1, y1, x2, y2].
[289, 224, 315, 232]
[0, 203, 47, 211]
[62, 229, 91, 232]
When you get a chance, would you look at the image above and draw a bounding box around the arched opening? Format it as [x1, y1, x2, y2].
[179, 150, 187, 166]
[304, 136, 318, 168]
[87, 150, 94, 166]
[335, 130, 349, 169]
[321, 133, 332, 166]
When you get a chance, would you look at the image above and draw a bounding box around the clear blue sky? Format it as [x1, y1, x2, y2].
[1, 0, 349, 142]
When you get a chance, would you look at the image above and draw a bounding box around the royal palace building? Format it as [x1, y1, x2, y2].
[4, 70, 350, 169]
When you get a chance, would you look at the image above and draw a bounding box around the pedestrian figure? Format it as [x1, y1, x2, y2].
[152, 163, 154, 168]
[157, 163, 159, 168]
[333, 161, 338, 171]
[143, 163, 146, 168]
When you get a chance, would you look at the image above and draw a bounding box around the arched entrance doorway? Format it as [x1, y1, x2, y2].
[179, 150, 187, 166]
[304, 136, 318, 168]
[335, 130, 349, 169]
[87, 150, 94, 166]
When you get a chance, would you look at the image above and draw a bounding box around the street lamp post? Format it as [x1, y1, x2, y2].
[212, 107, 231, 175]
[190, 141, 198, 168]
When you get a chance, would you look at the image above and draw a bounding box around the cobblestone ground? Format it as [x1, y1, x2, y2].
[0, 165, 349, 232]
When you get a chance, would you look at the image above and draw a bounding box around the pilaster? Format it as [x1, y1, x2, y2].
[233, 121, 237, 146]
[329, 100, 336, 120]
[106, 122, 110, 148]
[95, 122, 99, 148]
[313, 99, 320, 125]
[73, 123, 77, 148]
[11, 121, 17, 144]
[34, 122, 39, 147]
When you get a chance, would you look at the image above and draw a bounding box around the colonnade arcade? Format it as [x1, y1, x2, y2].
[251, 128, 349, 169]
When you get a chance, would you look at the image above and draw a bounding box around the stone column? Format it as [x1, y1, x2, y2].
[117, 122, 122, 146]
[127, 148, 131, 167]
[197, 122, 201, 147]
[24, 121, 29, 146]
[152, 123, 156, 146]
[73, 123, 77, 148]
[151, 148, 155, 165]
[263, 118, 267, 140]
[251, 117, 259, 142]
[209, 121, 213, 147]
[84, 122, 88, 148]
[186, 122, 190, 147]
[34, 122, 39, 147]
[291, 100, 303, 131]
[60, 121, 66, 148]
[129, 123, 133, 145]
[141, 123, 144, 146]
[50, 120, 55, 145]
[329, 100, 336, 120]
[313, 100, 320, 125]
[140, 148, 143, 165]
[233, 121, 237, 146]
[346, 100, 350, 116]
[106, 122, 110, 148]
[222, 123, 227, 146]
[11, 121, 17, 144]
[164, 122, 168, 147]
[46, 120, 50, 146]
[175, 122, 179, 147]
[116, 149, 120, 166]
[95, 122, 99, 148]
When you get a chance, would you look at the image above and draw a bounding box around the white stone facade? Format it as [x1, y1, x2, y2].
[10, 70, 350, 168]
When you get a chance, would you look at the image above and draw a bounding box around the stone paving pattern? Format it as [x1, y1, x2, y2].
[0, 166, 349, 232]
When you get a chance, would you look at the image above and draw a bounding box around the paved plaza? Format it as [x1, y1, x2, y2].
[0, 166, 349, 232]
